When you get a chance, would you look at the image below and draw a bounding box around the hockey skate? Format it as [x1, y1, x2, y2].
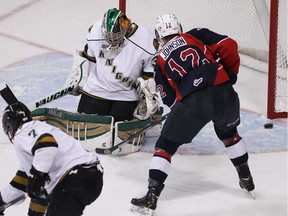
[236, 163, 255, 191]
[239, 175, 255, 191]
[131, 180, 164, 216]
[236, 163, 255, 198]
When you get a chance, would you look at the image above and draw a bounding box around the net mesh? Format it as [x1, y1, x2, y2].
[125, 0, 287, 113]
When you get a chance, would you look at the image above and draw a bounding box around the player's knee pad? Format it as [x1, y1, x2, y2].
[222, 132, 242, 147]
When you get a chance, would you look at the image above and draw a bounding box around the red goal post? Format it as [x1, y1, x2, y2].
[119, 0, 287, 119]
[267, 0, 287, 119]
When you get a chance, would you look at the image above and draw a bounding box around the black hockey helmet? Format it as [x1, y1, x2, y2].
[2, 101, 32, 141]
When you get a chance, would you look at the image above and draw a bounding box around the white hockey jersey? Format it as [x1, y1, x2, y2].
[82, 21, 156, 101]
[1, 120, 99, 203]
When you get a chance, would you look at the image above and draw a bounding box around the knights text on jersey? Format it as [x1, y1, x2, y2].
[11, 120, 99, 194]
[82, 21, 156, 101]
[155, 28, 240, 108]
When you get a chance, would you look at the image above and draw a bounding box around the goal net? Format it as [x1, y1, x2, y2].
[119, 0, 287, 119]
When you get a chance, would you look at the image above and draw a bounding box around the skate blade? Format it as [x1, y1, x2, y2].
[130, 205, 154, 216]
[248, 191, 256, 199]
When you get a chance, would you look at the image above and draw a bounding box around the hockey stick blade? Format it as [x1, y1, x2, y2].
[0, 194, 26, 212]
[95, 113, 169, 155]
[0, 85, 19, 105]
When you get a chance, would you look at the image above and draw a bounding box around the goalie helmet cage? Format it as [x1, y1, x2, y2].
[119, 0, 287, 119]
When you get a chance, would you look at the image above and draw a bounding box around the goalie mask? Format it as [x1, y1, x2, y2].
[155, 13, 182, 45]
[101, 8, 131, 51]
[2, 101, 32, 142]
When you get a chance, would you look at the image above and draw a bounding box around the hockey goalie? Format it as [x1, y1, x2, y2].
[55, 8, 165, 155]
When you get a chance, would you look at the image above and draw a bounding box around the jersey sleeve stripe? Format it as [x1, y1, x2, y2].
[10, 170, 28, 191]
[29, 199, 48, 214]
[32, 133, 58, 155]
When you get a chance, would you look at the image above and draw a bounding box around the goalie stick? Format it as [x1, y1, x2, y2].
[26, 83, 77, 111]
[0, 85, 18, 105]
[0, 194, 26, 212]
[1, 50, 88, 110]
[95, 113, 169, 155]
[0, 84, 77, 111]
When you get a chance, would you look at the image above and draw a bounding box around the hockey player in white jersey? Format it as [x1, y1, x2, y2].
[66, 8, 159, 122]
[0, 101, 103, 216]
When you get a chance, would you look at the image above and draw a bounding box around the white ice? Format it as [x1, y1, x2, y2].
[0, 1, 287, 216]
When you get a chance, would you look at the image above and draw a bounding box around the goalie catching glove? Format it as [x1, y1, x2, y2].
[133, 77, 160, 120]
[64, 49, 91, 95]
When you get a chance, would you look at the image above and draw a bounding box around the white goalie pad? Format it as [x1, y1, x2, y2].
[31, 108, 164, 155]
[64, 49, 90, 95]
[78, 120, 114, 152]
[80, 118, 147, 154]
[110, 120, 146, 155]
[31, 108, 114, 151]
[61, 116, 114, 151]
[134, 78, 160, 120]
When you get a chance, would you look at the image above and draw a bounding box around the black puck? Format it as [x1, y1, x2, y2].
[264, 123, 273, 129]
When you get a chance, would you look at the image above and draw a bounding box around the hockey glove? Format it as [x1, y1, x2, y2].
[0, 193, 5, 215]
[227, 70, 237, 85]
[134, 78, 160, 120]
[218, 59, 237, 85]
[26, 166, 49, 199]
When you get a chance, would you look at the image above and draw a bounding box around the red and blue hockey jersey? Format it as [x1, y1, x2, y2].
[154, 28, 240, 108]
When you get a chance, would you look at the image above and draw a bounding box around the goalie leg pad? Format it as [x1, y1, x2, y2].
[110, 119, 152, 155]
[31, 108, 114, 151]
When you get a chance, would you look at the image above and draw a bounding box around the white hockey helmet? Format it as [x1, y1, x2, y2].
[155, 13, 182, 43]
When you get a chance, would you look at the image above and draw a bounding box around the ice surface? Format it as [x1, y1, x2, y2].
[0, 1, 287, 215]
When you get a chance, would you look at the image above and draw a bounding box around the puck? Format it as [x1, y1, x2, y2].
[264, 123, 273, 129]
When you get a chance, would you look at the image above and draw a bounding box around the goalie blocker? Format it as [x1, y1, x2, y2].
[31, 107, 163, 155]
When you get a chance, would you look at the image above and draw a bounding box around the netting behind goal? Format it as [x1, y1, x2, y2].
[119, 0, 287, 119]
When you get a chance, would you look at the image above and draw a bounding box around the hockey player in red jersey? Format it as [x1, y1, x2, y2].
[131, 13, 255, 215]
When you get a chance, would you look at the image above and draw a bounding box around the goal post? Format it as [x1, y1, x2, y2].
[119, 0, 126, 14]
[267, 0, 287, 119]
[119, 0, 287, 119]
